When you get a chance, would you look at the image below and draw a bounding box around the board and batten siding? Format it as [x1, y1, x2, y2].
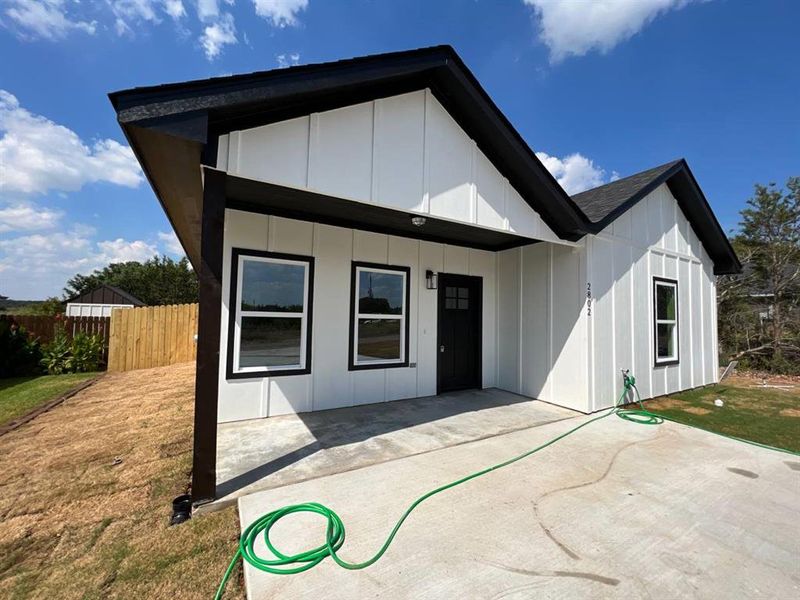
[217, 209, 499, 422]
[216, 89, 564, 245]
[496, 242, 590, 412]
[586, 183, 719, 410]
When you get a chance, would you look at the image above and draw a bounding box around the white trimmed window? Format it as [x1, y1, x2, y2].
[654, 277, 679, 365]
[228, 249, 314, 378]
[350, 263, 410, 370]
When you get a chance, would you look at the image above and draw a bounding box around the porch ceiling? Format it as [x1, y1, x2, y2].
[223, 171, 538, 252]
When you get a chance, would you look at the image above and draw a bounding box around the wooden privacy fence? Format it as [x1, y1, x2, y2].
[107, 303, 198, 372]
[1, 314, 111, 364]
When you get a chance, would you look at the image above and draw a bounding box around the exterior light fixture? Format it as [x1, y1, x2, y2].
[425, 269, 438, 290]
[411, 216, 426, 227]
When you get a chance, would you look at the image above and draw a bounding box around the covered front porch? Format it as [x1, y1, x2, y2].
[211, 388, 576, 506]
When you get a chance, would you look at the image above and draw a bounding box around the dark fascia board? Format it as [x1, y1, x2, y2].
[109, 45, 589, 242]
[584, 159, 741, 275]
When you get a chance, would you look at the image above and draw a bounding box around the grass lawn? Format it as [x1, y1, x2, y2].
[643, 375, 800, 453]
[0, 372, 99, 427]
[0, 362, 242, 600]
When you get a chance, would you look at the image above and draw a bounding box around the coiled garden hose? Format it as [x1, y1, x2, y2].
[214, 371, 799, 599]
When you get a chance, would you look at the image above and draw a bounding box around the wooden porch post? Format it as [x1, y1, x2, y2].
[191, 168, 226, 504]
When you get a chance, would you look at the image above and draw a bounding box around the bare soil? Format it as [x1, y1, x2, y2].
[0, 363, 243, 599]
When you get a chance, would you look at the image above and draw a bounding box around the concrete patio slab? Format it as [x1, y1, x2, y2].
[215, 389, 575, 504]
[238, 414, 800, 599]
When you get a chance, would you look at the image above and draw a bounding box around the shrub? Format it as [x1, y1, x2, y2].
[69, 332, 104, 373]
[40, 328, 104, 375]
[0, 319, 43, 377]
[41, 327, 71, 375]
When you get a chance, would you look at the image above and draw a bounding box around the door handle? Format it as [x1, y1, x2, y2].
[440, 345, 445, 353]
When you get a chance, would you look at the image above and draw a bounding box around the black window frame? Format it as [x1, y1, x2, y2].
[653, 276, 679, 367]
[226, 248, 314, 380]
[348, 261, 411, 371]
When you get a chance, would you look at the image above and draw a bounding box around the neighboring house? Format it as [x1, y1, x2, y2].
[65, 284, 145, 317]
[110, 46, 740, 502]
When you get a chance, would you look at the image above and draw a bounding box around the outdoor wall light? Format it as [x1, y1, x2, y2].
[425, 269, 438, 290]
[411, 216, 427, 227]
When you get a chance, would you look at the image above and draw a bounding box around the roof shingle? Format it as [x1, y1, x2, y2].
[571, 159, 682, 224]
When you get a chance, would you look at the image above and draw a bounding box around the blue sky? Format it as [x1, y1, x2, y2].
[1, 0, 798, 299]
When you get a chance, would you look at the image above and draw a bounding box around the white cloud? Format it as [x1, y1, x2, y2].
[0, 89, 143, 196]
[108, 1, 186, 36]
[164, 0, 187, 19]
[0, 203, 63, 233]
[0, 229, 159, 298]
[158, 230, 184, 255]
[199, 10, 236, 59]
[523, 0, 699, 63]
[196, 0, 220, 21]
[95, 238, 159, 263]
[3, 0, 97, 40]
[252, 0, 308, 27]
[536, 151, 617, 195]
[275, 52, 300, 68]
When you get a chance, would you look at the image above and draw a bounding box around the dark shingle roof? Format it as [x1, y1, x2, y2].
[572, 160, 681, 223]
[571, 158, 741, 274]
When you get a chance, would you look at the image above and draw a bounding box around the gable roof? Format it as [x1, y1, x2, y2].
[67, 284, 145, 306]
[573, 159, 741, 274]
[109, 45, 588, 265]
[109, 45, 739, 275]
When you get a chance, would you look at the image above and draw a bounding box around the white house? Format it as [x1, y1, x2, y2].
[110, 46, 740, 503]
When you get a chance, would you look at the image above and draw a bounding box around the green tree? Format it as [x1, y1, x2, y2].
[64, 256, 198, 306]
[735, 177, 799, 368]
[29, 297, 65, 316]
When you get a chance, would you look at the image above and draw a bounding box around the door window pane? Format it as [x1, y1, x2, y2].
[358, 271, 404, 314]
[241, 260, 305, 312]
[240, 317, 302, 368]
[357, 319, 401, 361]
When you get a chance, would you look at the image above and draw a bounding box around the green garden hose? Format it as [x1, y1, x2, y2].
[214, 371, 799, 599]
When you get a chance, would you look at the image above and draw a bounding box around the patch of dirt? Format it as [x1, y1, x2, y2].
[779, 408, 800, 418]
[683, 406, 711, 416]
[0, 362, 243, 599]
[726, 371, 800, 387]
[643, 397, 685, 411]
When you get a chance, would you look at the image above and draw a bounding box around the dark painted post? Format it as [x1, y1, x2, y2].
[191, 168, 226, 504]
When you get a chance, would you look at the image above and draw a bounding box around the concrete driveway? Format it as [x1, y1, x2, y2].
[216, 389, 576, 503]
[238, 410, 800, 599]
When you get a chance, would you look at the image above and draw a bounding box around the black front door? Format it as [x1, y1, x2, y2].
[437, 274, 482, 393]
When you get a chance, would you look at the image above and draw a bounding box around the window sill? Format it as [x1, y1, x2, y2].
[348, 361, 409, 372]
[226, 366, 311, 380]
[654, 359, 680, 368]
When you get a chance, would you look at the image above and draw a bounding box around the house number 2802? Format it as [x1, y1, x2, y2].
[586, 282, 592, 317]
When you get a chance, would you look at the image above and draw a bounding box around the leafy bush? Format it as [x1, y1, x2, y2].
[0, 319, 43, 377]
[40, 327, 71, 375]
[69, 332, 104, 373]
[41, 327, 104, 375]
